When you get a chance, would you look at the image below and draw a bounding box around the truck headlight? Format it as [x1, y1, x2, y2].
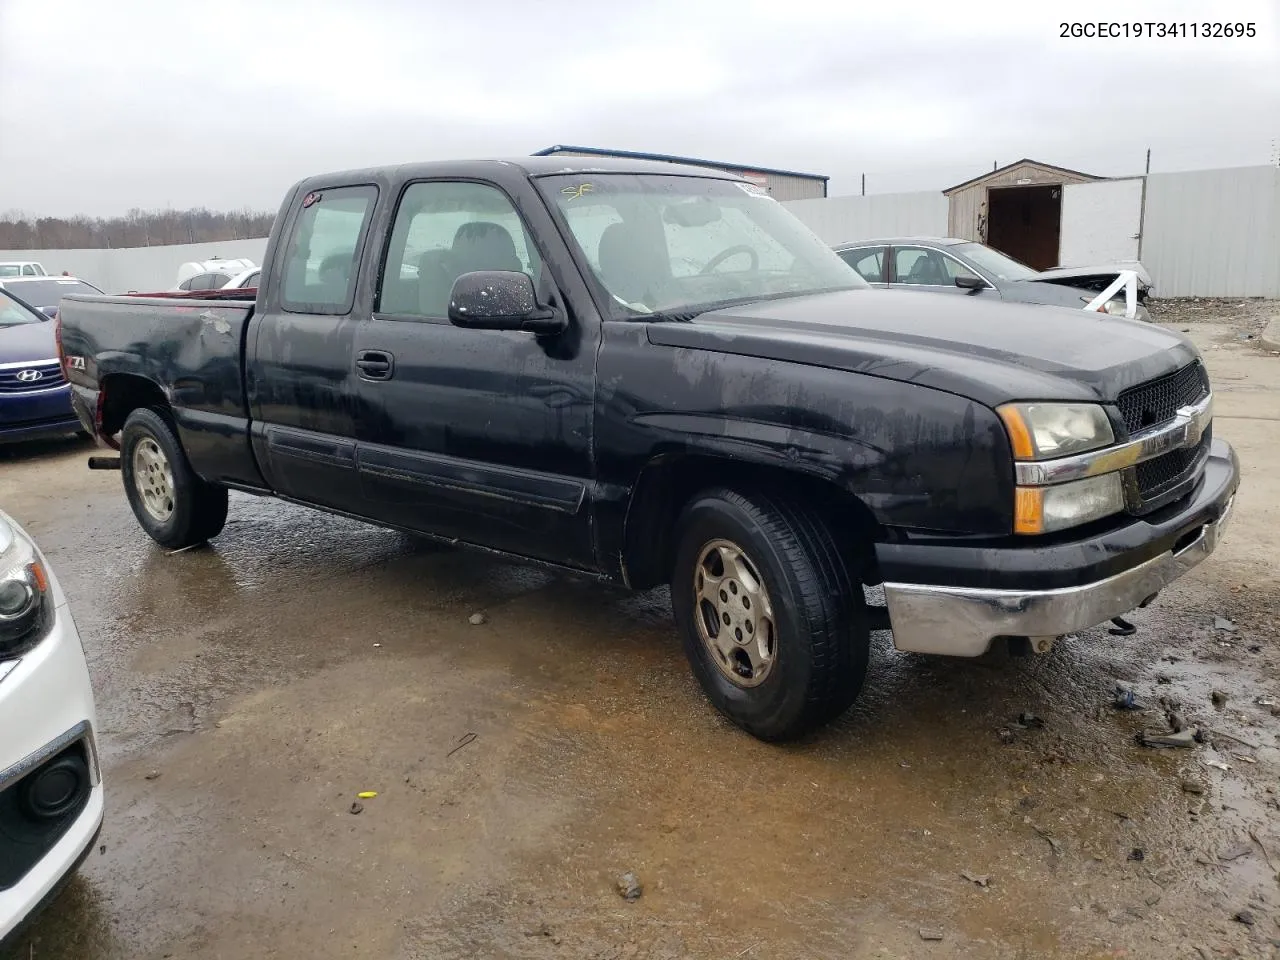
[997, 403, 1115, 460]
[1014, 473, 1126, 534]
[0, 516, 53, 660]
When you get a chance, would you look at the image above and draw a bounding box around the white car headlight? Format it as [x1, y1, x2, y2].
[0, 515, 53, 660]
[1014, 472, 1126, 534]
[997, 402, 1115, 460]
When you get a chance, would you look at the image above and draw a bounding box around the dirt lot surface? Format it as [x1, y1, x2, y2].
[2, 300, 1279, 960]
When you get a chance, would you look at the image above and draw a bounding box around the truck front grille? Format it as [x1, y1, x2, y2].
[1118, 361, 1212, 510]
[1116, 361, 1209, 434]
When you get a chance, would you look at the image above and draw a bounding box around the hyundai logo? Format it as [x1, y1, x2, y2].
[16, 369, 43, 383]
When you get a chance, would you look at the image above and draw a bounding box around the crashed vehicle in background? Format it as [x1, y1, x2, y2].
[834, 237, 1153, 321]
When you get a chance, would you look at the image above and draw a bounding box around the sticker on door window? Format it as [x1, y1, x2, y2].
[561, 183, 594, 201]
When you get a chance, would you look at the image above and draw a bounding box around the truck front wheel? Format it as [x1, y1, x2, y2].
[120, 408, 228, 549]
[670, 488, 869, 741]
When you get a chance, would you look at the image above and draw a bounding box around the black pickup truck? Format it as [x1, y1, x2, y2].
[57, 157, 1238, 740]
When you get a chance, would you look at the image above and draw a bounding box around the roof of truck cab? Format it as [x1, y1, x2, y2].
[295, 156, 749, 187]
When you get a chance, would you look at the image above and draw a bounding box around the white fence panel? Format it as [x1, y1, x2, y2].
[1141, 165, 1280, 298]
[783, 192, 948, 245]
[0, 238, 269, 295]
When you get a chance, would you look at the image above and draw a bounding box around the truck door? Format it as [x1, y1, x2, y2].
[351, 178, 598, 568]
[247, 184, 378, 511]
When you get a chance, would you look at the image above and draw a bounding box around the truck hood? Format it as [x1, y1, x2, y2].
[0, 320, 56, 364]
[646, 289, 1196, 408]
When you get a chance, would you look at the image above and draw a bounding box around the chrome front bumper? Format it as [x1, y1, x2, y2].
[883, 494, 1234, 657]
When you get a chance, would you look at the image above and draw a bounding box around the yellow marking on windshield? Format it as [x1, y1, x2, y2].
[562, 183, 594, 201]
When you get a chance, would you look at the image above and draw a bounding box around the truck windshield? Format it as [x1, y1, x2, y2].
[540, 174, 865, 318]
[0, 289, 42, 326]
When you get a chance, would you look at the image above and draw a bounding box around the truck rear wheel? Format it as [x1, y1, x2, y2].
[670, 488, 869, 741]
[120, 408, 228, 549]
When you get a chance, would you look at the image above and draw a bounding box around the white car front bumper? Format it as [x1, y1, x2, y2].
[0, 523, 103, 947]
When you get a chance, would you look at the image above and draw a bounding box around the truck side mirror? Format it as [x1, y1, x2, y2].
[448, 271, 565, 334]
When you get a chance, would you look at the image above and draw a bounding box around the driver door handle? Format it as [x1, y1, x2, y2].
[356, 350, 395, 381]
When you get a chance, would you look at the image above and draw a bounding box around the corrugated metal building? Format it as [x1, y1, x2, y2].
[944, 159, 1102, 270]
[531, 145, 828, 201]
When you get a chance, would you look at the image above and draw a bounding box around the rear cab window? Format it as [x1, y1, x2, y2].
[281, 185, 378, 314]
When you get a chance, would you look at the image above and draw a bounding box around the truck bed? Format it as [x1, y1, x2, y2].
[58, 294, 262, 487]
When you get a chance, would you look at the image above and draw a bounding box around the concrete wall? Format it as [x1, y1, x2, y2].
[783, 191, 948, 244]
[1141, 165, 1280, 298]
[0, 237, 268, 294]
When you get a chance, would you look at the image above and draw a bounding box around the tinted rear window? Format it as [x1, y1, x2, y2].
[2, 279, 100, 308]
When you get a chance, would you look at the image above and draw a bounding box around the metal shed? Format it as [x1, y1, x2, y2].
[531, 145, 829, 201]
[944, 159, 1105, 270]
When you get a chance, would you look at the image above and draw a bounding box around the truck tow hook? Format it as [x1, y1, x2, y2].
[88, 456, 121, 471]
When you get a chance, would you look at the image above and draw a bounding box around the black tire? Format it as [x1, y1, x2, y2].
[671, 487, 869, 741]
[120, 407, 228, 549]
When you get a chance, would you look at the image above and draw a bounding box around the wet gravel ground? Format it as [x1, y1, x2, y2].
[2, 300, 1279, 959]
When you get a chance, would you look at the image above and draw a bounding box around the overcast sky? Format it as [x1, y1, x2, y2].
[1, 0, 1277, 217]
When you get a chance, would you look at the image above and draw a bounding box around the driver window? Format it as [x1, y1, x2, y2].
[940, 254, 981, 282]
[894, 247, 947, 285]
[378, 181, 541, 319]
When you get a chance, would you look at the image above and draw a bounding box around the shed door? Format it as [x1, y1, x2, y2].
[1058, 178, 1144, 265]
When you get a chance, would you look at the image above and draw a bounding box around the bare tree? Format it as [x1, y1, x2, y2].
[0, 208, 276, 250]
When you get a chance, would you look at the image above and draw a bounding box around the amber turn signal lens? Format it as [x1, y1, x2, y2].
[1014, 487, 1044, 535]
[998, 406, 1035, 460]
[28, 561, 49, 594]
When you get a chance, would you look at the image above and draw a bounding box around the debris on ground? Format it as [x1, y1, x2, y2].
[1137, 728, 1197, 748]
[524, 922, 561, 945]
[1213, 617, 1237, 632]
[960, 871, 990, 887]
[1232, 909, 1255, 925]
[616, 871, 642, 902]
[1156, 674, 1172, 684]
[1108, 616, 1137, 637]
[468, 612, 487, 625]
[997, 728, 1015, 745]
[1211, 689, 1229, 708]
[1248, 644, 1262, 653]
[1181, 779, 1206, 795]
[1113, 686, 1140, 710]
[144, 770, 161, 780]
[1127, 848, 1145, 862]
[1219, 843, 1253, 861]
[1015, 712, 1045, 729]
[447, 732, 478, 757]
[349, 801, 364, 815]
[918, 928, 944, 941]
[1033, 826, 1063, 857]
[357, 791, 378, 799]
[1205, 758, 1231, 771]
[1233, 754, 1257, 764]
